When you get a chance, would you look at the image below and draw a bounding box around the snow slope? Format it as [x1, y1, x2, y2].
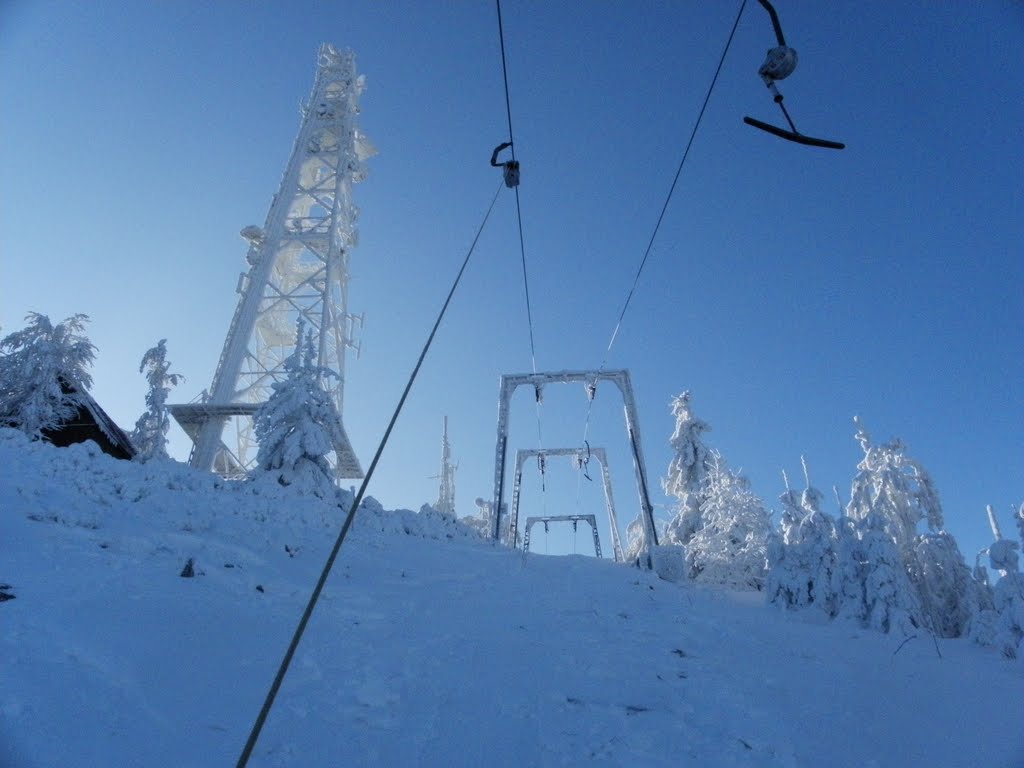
[1, 429, 1021, 768]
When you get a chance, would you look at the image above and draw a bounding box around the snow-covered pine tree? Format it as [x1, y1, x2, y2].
[768, 460, 838, 614]
[859, 509, 922, 635]
[846, 417, 943, 547]
[990, 575, 1024, 660]
[622, 515, 646, 562]
[661, 390, 713, 547]
[777, 470, 804, 546]
[251, 319, 345, 497]
[832, 514, 868, 624]
[972, 505, 1024, 658]
[912, 531, 983, 638]
[131, 339, 182, 462]
[685, 452, 772, 590]
[839, 421, 950, 638]
[624, 391, 712, 561]
[798, 501, 839, 616]
[0, 313, 95, 438]
[767, 470, 806, 606]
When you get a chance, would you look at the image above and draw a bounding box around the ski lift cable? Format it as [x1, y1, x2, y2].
[496, 0, 546, 507]
[235, 182, 504, 768]
[601, 0, 747, 367]
[495, 0, 516, 165]
[573, 439, 592, 517]
[494, 0, 537, 374]
[576, 0, 747, 450]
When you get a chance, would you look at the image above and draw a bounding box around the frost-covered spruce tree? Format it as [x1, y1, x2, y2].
[0, 313, 95, 438]
[799, 499, 839, 614]
[661, 391, 713, 547]
[131, 339, 182, 462]
[839, 417, 964, 634]
[251, 319, 344, 497]
[846, 417, 943, 547]
[686, 452, 772, 590]
[767, 471, 807, 604]
[859, 509, 922, 635]
[972, 505, 1024, 658]
[832, 515, 868, 623]
[622, 515, 645, 562]
[768, 460, 838, 613]
[912, 530, 983, 639]
[624, 391, 712, 561]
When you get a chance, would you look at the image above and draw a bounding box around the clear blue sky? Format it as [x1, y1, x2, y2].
[2, 1, 1021, 561]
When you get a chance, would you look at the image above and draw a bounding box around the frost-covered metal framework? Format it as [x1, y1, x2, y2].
[509, 447, 624, 562]
[522, 515, 602, 558]
[170, 44, 373, 478]
[435, 416, 456, 517]
[491, 370, 658, 561]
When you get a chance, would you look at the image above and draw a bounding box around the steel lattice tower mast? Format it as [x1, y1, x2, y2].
[171, 44, 372, 478]
[435, 416, 457, 517]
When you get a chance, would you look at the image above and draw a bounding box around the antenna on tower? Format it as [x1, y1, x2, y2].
[170, 44, 374, 479]
[435, 416, 457, 518]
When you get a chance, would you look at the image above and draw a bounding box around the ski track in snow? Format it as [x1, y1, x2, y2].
[0, 429, 1021, 768]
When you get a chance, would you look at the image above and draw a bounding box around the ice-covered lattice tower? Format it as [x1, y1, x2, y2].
[170, 44, 373, 479]
[435, 416, 457, 517]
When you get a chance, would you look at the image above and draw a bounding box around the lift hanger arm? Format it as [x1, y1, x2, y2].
[756, 0, 787, 47]
[744, 0, 845, 150]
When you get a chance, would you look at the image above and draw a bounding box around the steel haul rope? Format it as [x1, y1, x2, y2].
[579, 0, 748, 449]
[603, 0, 747, 364]
[495, 0, 546, 502]
[495, 0, 537, 374]
[235, 182, 504, 768]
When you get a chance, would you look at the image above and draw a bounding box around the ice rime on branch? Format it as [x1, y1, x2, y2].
[0, 313, 96, 439]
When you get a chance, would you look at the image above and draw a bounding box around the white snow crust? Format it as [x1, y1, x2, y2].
[1, 429, 1021, 767]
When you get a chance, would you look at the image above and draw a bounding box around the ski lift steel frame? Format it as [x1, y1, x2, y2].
[522, 515, 602, 558]
[491, 369, 658, 564]
[509, 446, 624, 562]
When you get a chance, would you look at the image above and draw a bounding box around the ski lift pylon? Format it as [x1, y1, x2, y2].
[743, 0, 844, 150]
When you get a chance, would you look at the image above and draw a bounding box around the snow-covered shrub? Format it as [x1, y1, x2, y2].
[0, 313, 95, 438]
[650, 544, 686, 582]
[131, 339, 183, 462]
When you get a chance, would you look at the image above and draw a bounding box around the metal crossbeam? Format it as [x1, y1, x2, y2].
[491, 369, 658, 564]
[522, 515, 601, 558]
[509, 446, 624, 561]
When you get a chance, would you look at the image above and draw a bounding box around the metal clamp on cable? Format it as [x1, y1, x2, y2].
[490, 141, 520, 188]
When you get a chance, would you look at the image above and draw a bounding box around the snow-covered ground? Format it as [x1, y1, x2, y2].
[1, 429, 1021, 768]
